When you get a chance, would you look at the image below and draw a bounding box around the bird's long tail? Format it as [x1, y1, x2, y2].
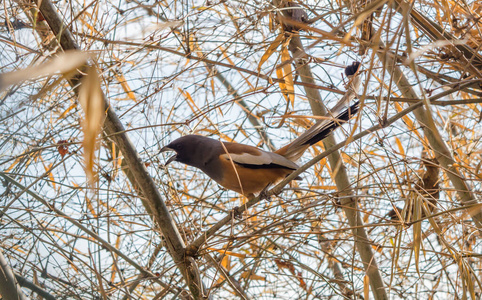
[275, 101, 359, 161]
[275, 61, 361, 161]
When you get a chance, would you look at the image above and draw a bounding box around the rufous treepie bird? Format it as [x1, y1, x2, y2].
[161, 62, 361, 196]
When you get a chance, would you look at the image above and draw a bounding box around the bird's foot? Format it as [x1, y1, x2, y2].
[232, 206, 243, 220]
[258, 185, 272, 201]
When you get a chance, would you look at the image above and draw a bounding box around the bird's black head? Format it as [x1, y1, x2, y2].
[345, 61, 361, 77]
[161, 135, 220, 169]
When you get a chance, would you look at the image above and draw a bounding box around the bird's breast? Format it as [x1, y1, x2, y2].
[215, 156, 294, 196]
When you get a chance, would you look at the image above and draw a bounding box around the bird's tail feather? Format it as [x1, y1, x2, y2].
[276, 101, 359, 161]
[303, 101, 359, 147]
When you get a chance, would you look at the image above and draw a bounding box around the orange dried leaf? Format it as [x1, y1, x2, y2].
[364, 274, 369, 300]
[110, 235, 121, 283]
[242, 86, 265, 95]
[280, 42, 295, 107]
[220, 47, 255, 91]
[207, 248, 248, 258]
[210, 77, 216, 99]
[111, 143, 121, 180]
[258, 33, 285, 72]
[58, 102, 76, 120]
[297, 271, 307, 290]
[179, 88, 199, 113]
[240, 271, 266, 281]
[116, 74, 137, 102]
[85, 195, 97, 217]
[276, 66, 291, 106]
[394, 137, 405, 156]
[11, 245, 27, 255]
[309, 185, 338, 190]
[221, 256, 231, 271]
[47, 165, 56, 189]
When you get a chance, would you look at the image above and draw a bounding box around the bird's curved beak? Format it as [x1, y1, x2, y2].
[160, 146, 177, 166]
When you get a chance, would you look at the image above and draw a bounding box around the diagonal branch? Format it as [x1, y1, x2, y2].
[21, 0, 205, 298]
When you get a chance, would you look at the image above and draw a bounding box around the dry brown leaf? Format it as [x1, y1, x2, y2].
[79, 66, 105, 183]
[57, 140, 69, 158]
[0, 50, 92, 91]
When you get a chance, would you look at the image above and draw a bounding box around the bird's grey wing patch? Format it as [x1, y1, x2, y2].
[220, 151, 298, 170]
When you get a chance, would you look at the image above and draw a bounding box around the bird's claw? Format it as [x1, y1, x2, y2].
[232, 206, 243, 220]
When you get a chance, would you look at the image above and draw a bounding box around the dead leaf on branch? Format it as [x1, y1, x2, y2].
[79, 66, 105, 183]
[0, 50, 92, 91]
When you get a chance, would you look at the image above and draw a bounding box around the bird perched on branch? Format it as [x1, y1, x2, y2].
[161, 62, 361, 196]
